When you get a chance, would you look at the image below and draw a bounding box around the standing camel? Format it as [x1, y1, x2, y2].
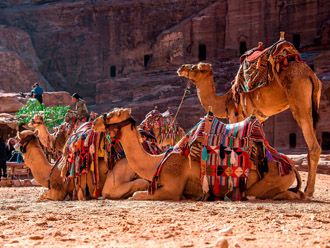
[93, 108, 303, 201]
[177, 60, 322, 197]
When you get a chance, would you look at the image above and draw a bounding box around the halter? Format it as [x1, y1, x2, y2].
[18, 134, 37, 153]
[105, 117, 137, 130]
[104, 117, 137, 138]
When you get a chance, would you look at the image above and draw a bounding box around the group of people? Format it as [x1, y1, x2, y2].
[0, 138, 22, 180]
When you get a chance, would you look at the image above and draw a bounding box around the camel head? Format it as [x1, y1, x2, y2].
[28, 114, 44, 128]
[177, 62, 213, 86]
[16, 130, 39, 154]
[93, 108, 133, 133]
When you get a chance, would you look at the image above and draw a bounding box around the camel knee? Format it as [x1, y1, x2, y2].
[309, 143, 321, 162]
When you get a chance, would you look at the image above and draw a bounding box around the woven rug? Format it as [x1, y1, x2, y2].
[233, 40, 302, 94]
[63, 122, 125, 195]
[175, 114, 294, 201]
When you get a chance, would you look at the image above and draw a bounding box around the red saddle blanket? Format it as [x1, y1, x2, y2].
[175, 114, 294, 201]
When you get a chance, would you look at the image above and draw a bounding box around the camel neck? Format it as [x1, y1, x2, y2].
[23, 141, 53, 188]
[119, 125, 164, 181]
[196, 77, 228, 118]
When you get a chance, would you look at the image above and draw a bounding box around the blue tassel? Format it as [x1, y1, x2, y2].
[202, 146, 208, 161]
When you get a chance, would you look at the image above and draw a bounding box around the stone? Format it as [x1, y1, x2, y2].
[0, 91, 72, 113]
[214, 238, 229, 248]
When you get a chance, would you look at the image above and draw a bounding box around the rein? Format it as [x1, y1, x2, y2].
[163, 82, 190, 142]
[47, 156, 62, 189]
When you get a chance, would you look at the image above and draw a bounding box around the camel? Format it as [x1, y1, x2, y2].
[16, 129, 149, 201]
[93, 108, 304, 201]
[177, 60, 322, 197]
[139, 107, 185, 150]
[28, 114, 56, 154]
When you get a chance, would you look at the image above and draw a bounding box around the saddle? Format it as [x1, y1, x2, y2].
[174, 114, 293, 201]
[233, 39, 302, 94]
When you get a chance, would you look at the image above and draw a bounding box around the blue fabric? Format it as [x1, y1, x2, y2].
[32, 85, 44, 95]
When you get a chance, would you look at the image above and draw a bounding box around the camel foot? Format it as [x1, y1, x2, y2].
[130, 191, 149, 200]
[304, 186, 314, 198]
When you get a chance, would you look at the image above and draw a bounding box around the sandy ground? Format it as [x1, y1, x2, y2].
[0, 170, 329, 248]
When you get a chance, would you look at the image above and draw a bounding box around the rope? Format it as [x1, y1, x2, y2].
[163, 82, 190, 142]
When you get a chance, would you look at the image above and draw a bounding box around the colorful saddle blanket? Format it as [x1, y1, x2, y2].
[233, 40, 302, 94]
[63, 122, 125, 192]
[175, 114, 294, 201]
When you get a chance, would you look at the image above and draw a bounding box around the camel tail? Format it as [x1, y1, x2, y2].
[310, 73, 322, 129]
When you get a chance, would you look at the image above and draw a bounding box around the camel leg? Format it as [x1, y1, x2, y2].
[131, 175, 187, 201]
[286, 84, 321, 197]
[103, 179, 149, 199]
[37, 189, 66, 201]
[247, 162, 296, 199]
[272, 190, 305, 200]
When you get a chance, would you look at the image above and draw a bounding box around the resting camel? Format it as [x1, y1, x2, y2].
[16, 130, 149, 201]
[139, 107, 185, 150]
[93, 108, 304, 201]
[177, 61, 322, 197]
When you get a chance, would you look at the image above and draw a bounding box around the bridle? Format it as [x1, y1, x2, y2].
[18, 134, 38, 153]
[103, 115, 137, 138]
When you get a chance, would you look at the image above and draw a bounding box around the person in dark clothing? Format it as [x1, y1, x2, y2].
[0, 137, 7, 179]
[6, 138, 16, 161]
[31, 83, 44, 104]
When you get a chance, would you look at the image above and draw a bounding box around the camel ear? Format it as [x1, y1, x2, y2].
[34, 129, 39, 136]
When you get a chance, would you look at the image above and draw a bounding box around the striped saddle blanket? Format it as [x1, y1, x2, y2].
[176, 114, 293, 201]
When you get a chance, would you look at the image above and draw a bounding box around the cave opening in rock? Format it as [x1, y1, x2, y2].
[289, 133, 297, 148]
[198, 44, 207, 61]
[144, 54, 152, 68]
[239, 41, 247, 56]
[110, 66, 116, 77]
[293, 33, 301, 50]
[322, 132, 330, 150]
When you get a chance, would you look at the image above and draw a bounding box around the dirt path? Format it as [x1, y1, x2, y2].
[0, 172, 330, 248]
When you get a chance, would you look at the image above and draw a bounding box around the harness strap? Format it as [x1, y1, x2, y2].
[47, 156, 62, 189]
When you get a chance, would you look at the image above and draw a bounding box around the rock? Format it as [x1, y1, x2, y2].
[0, 0, 329, 149]
[0, 91, 71, 113]
[214, 238, 229, 248]
[23, 179, 32, 187]
[218, 226, 233, 236]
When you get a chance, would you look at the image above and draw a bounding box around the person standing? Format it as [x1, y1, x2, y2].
[0, 137, 7, 180]
[6, 138, 16, 161]
[31, 83, 44, 104]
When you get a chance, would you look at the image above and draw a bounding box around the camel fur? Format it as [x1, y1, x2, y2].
[177, 61, 322, 197]
[94, 108, 304, 201]
[17, 130, 148, 201]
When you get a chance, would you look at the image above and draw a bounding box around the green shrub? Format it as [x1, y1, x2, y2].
[16, 98, 70, 131]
